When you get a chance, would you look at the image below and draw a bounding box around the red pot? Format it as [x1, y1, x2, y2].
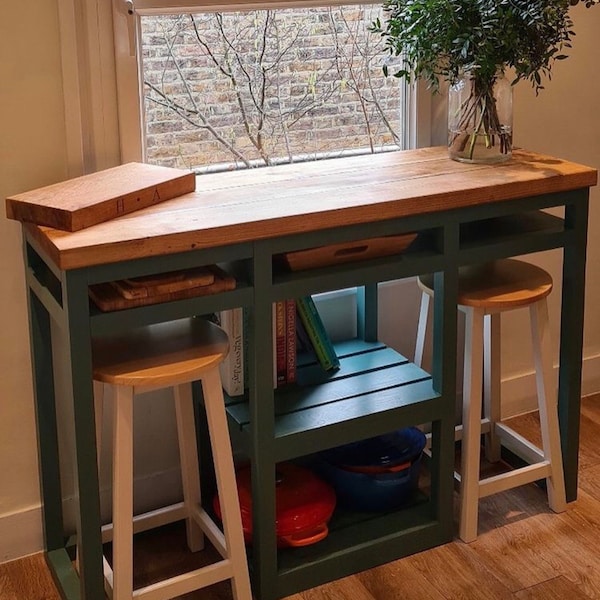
[214, 462, 336, 548]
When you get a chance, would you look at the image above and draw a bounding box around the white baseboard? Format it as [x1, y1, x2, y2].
[582, 352, 600, 398]
[0, 467, 183, 564]
[0, 505, 43, 563]
[502, 351, 600, 418]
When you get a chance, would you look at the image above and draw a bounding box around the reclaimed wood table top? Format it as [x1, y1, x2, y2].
[22, 147, 597, 270]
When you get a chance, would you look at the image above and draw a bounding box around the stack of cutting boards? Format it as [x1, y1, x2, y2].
[88, 265, 236, 311]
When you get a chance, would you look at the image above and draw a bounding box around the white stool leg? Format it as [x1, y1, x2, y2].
[414, 291, 430, 368]
[483, 313, 502, 462]
[112, 384, 135, 600]
[529, 298, 567, 513]
[459, 307, 485, 543]
[174, 382, 204, 552]
[202, 368, 252, 600]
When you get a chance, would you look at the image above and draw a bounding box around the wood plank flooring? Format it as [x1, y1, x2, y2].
[2, 394, 600, 600]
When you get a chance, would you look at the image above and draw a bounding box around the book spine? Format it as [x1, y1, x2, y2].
[296, 296, 340, 371]
[295, 310, 317, 364]
[285, 299, 297, 384]
[274, 301, 287, 387]
[218, 308, 244, 396]
[242, 306, 250, 387]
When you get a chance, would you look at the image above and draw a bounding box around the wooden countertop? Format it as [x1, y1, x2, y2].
[23, 147, 597, 270]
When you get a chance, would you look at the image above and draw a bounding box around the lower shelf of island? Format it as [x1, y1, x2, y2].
[226, 338, 444, 461]
[267, 492, 447, 597]
[224, 338, 453, 599]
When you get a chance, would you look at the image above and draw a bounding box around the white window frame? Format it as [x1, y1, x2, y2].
[58, 0, 431, 173]
[56, 0, 121, 175]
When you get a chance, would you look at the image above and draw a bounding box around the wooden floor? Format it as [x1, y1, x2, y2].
[3, 394, 600, 600]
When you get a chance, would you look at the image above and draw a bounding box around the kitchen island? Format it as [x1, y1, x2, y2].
[14, 147, 596, 600]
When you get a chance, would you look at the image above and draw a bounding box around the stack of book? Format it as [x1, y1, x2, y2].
[217, 295, 339, 396]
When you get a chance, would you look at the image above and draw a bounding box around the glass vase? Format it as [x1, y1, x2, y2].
[448, 71, 513, 164]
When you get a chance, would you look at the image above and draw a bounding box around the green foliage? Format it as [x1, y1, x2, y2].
[372, 0, 598, 92]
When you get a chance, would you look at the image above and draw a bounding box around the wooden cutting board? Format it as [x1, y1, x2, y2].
[5, 162, 196, 231]
[89, 265, 236, 312]
[109, 266, 215, 299]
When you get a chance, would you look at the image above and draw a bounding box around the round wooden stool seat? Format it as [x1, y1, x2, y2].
[417, 258, 553, 310]
[92, 317, 229, 387]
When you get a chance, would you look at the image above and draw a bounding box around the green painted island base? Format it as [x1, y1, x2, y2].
[18, 146, 594, 600]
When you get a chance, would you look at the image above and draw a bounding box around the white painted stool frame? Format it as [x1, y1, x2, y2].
[415, 259, 567, 542]
[92, 318, 252, 600]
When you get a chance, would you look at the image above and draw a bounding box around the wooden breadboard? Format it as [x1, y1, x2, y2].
[6, 162, 196, 231]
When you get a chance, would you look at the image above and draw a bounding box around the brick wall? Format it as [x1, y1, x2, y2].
[141, 5, 403, 171]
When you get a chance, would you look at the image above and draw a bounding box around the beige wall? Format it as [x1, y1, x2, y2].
[513, 6, 600, 368]
[0, 0, 598, 562]
[0, 1, 69, 560]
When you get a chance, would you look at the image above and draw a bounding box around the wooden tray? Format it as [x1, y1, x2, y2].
[90, 265, 235, 311]
[281, 233, 418, 271]
[5, 162, 196, 231]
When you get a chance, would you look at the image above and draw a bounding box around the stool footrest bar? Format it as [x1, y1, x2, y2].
[101, 502, 187, 543]
[495, 423, 545, 464]
[133, 559, 234, 600]
[191, 505, 228, 557]
[479, 461, 551, 498]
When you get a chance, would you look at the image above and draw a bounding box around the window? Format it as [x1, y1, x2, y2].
[112, 0, 428, 168]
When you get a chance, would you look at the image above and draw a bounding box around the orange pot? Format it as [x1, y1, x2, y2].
[214, 462, 336, 548]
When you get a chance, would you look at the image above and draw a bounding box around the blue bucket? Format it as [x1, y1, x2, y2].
[314, 427, 426, 512]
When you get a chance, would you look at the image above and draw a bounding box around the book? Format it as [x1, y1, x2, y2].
[296, 295, 340, 372]
[274, 301, 287, 387]
[285, 299, 297, 385]
[217, 307, 244, 396]
[295, 311, 315, 358]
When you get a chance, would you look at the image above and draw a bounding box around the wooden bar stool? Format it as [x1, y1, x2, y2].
[91, 318, 252, 600]
[415, 259, 567, 542]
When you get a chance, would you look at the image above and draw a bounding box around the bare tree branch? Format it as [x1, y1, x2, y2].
[142, 7, 401, 169]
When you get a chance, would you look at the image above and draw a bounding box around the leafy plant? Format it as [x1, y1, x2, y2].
[371, 0, 598, 160]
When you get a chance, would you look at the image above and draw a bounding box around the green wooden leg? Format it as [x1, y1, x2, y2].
[46, 549, 81, 600]
[357, 284, 378, 342]
[431, 265, 459, 541]
[249, 245, 278, 600]
[29, 291, 65, 553]
[63, 270, 105, 600]
[428, 222, 459, 541]
[559, 196, 589, 502]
